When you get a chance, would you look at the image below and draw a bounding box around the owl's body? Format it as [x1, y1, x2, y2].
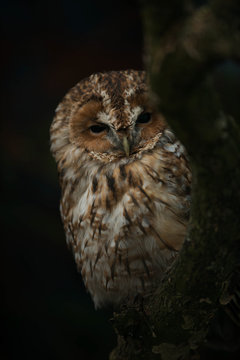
[50, 70, 191, 308]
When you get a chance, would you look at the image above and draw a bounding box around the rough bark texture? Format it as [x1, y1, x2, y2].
[110, 1, 240, 359]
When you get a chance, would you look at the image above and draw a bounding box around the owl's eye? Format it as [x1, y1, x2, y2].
[136, 112, 152, 124]
[90, 124, 109, 134]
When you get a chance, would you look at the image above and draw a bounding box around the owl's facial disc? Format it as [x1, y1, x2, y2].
[69, 98, 166, 160]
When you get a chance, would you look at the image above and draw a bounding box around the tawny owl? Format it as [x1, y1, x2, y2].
[50, 70, 191, 308]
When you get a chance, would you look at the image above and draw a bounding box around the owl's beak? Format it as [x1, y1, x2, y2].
[122, 136, 130, 157]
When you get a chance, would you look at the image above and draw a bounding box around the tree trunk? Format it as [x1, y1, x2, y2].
[110, 1, 240, 359]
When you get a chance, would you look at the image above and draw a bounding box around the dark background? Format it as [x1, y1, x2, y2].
[1, 1, 143, 359]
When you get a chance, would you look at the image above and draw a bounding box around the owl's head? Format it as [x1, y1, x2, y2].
[51, 70, 166, 164]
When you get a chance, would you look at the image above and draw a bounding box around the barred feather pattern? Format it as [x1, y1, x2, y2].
[50, 70, 191, 308]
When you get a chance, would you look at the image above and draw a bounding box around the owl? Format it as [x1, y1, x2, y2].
[50, 70, 191, 308]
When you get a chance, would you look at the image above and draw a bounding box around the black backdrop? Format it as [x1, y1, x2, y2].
[1, 1, 143, 359]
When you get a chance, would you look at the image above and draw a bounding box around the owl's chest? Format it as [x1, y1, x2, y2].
[65, 165, 189, 307]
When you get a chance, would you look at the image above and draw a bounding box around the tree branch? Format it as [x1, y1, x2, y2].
[110, 1, 240, 359]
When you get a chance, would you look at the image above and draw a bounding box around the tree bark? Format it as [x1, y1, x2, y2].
[110, 1, 240, 359]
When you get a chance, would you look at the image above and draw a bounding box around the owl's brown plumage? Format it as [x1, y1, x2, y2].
[50, 70, 191, 308]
